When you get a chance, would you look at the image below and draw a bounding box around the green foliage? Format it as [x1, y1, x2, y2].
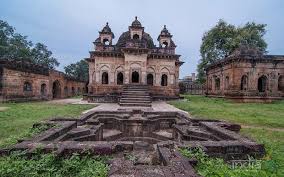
[64, 59, 89, 81]
[179, 147, 279, 177]
[197, 20, 267, 83]
[171, 95, 284, 176]
[0, 102, 94, 147]
[170, 95, 284, 128]
[0, 152, 109, 177]
[0, 20, 59, 69]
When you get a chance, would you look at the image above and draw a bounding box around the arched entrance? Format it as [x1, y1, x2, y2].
[258, 75, 267, 92]
[117, 72, 124, 85]
[147, 74, 154, 85]
[241, 75, 248, 90]
[132, 71, 139, 83]
[52, 80, 61, 99]
[161, 74, 168, 86]
[40, 83, 47, 96]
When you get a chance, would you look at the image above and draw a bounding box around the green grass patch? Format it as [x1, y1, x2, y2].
[171, 95, 284, 176]
[0, 152, 109, 177]
[179, 147, 279, 177]
[170, 95, 284, 128]
[0, 102, 94, 147]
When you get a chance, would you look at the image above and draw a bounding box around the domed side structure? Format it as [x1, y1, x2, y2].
[87, 17, 184, 102]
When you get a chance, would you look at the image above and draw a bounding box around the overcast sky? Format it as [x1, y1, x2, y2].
[1, 0, 284, 78]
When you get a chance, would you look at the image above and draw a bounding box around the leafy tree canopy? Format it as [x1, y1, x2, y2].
[64, 59, 89, 81]
[197, 20, 267, 83]
[0, 20, 59, 69]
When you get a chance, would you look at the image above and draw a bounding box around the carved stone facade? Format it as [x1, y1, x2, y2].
[86, 17, 183, 101]
[0, 60, 86, 102]
[205, 46, 284, 102]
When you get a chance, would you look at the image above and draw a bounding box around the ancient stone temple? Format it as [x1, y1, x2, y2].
[86, 17, 183, 102]
[205, 46, 284, 102]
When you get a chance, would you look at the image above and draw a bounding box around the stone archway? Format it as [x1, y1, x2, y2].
[132, 71, 139, 83]
[258, 75, 267, 92]
[117, 72, 124, 85]
[147, 74, 154, 85]
[52, 80, 61, 99]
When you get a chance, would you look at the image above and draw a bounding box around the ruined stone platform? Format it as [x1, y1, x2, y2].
[0, 101, 265, 177]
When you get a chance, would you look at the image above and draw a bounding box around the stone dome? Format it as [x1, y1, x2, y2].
[131, 16, 142, 27]
[116, 31, 155, 49]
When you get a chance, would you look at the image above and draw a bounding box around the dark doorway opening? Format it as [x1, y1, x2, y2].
[117, 72, 123, 85]
[147, 74, 154, 85]
[258, 75, 267, 92]
[161, 74, 168, 86]
[132, 71, 139, 83]
[52, 81, 61, 99]
[102, 72, 109, 84]
[41, 83, 47, 96]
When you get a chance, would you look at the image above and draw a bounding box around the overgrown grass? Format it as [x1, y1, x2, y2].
[0, 102, 94, 147]
[171, 95, 284, 176]
[0, 152, 109, 177]
[170, 95, 284, 128]
[179, 147, 277, 177]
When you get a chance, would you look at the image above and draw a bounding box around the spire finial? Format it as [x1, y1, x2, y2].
[164, 25, 166, 29]
[106, 22, 109, 26]
[135, 16, 137, 20]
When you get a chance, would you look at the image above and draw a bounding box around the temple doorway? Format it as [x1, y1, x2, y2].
[52, 80, 61, 99]
[132, 71, 139, 83]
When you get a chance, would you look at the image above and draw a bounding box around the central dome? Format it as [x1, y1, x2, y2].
[116, 31, 155, 49]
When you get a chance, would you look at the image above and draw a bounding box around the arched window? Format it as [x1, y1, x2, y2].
[23, 82, 32, 91]
[278, 76, 284, 92]
[40, 83, 46, 96]
[161, 74, 168, 86]
[162, 41, 168, 48]
[102, 72, 109, 84]
[147, 74, 154, 85]
[133, 34, 139, 40]
[117, 72, 123, 85]
[103, 38, 110, 45]
[52, 80, 61, 98]
[225, 76, 229, 90]
[258, 75, 267, 92]
[215, 78, 220, 90]
[241, 75, 248, 90]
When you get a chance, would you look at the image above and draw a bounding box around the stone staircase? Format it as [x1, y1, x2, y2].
[119, 85, 152, 107]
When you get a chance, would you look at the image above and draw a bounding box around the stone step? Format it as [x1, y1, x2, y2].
[119, 103, 151, 107]
[120, 97, 151, 101]
[120, 100, 151, 104]
[121, 92, 149, 96]
[120, 95, 151, 98]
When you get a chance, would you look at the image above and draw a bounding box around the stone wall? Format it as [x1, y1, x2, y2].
[88, 54, 180, 98]
[0, 67, 86, 102]
[206, 56, 284, 102]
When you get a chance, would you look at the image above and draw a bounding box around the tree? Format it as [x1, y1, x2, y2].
[64, 59, 89, 81]
[0, 20, 59, 69]
[30, 43, 59, 69]
[197, 20, 267, 83]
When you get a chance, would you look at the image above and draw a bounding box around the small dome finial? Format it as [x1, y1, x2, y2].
[106, 22, 109, 25]
[164, 25, 166, 28]
[135, 16, 137, 20]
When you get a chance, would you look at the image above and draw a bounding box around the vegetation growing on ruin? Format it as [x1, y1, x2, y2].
[0, 102, 94, 147]
[171, 95, 284, 176]
[0, 152, 109, 177]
